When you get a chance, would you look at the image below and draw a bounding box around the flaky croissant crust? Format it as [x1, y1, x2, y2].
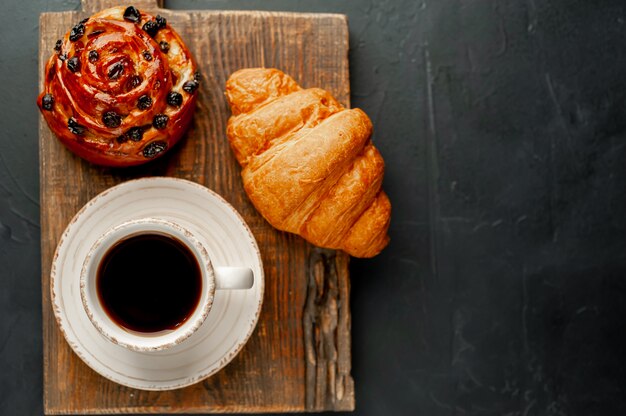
[37, 6, 199, 166]
[225, 68, 391, 258]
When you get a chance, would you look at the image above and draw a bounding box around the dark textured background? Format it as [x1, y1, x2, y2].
[1, 0, 625, 415]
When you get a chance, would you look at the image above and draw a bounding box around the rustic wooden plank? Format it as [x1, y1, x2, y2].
[40, 0, 353, 414]
[80, 0, 161, 13]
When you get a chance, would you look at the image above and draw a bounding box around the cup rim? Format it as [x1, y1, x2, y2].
[79, 217, 216, 352]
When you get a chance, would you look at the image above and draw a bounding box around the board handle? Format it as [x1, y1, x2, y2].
[81, 0, 162, 14]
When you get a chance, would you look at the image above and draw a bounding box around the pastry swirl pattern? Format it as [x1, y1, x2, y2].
[37, 6, 199, 166]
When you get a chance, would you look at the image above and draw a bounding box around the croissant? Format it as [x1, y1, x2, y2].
[37, 6, 199, 167]
[225, 68, 391, 258]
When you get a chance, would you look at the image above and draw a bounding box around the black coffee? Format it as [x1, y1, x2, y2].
[96, 233, 202, 333]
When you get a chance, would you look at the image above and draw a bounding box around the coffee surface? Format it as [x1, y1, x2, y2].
[97, 233, 202, 333]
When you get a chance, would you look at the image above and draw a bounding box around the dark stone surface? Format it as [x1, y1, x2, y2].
[1, 0, 625, 414]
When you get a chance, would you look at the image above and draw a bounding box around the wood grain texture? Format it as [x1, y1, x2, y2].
[304, 249, 353, 411]
[39, 0, 353, 413]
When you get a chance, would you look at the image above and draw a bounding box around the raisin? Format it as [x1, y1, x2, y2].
[123, 6, 141, 23]
[159, 41, 170, 53]
[166, 91, 182, 107]
[142, 20, 159, 38]
[182, 80, 199, 93]
[143, 141, 167, 158]
[142, 50, 152, 61]
[117, 126, 145, 143]
[59, 53, 68, 62]
[54, 39, 62, 53]
[127, 75, 142, 90]
[137, 94, 152, 110]
[108, 62, 124, 80]
[194, 71, 202, 82]
[69, 22, 85, 42]
[41, 94, 54, 111]
[126, 126, 145, 142]
[102, 111, 122, 128]
[152, 114, 169, 129]
[156, 15, 167, 29]
[68, 117, 85, 135]
[67, 56, 80, 72]
[88, 50, 99, 62]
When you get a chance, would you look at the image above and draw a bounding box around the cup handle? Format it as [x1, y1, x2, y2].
[214, 267, 254, 290]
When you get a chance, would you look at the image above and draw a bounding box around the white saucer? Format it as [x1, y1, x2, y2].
[51, 177, 264, 390]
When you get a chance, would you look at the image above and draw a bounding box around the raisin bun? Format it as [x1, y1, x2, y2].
[37, 5, 200, 167]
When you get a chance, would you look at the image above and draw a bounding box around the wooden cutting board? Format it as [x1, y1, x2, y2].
[39, 0, 354, 413]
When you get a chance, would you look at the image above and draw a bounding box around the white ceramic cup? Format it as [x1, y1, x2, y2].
[80, 217, 254, 352]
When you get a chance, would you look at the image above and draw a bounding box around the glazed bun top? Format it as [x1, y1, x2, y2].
[37, 5, 200, 167]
